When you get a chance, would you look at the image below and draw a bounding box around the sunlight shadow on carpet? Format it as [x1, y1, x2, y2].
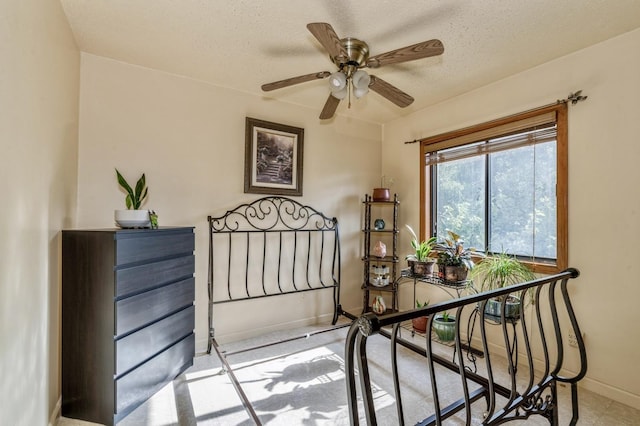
[187, 344, 394, 425]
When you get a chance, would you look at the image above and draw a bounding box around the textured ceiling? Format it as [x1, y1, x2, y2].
[60, 0, 640, 124]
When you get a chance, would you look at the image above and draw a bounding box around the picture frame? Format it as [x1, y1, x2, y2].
[244, 117, 304, 196]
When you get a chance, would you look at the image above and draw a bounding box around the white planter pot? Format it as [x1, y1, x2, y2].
[115, 209, 150, 228]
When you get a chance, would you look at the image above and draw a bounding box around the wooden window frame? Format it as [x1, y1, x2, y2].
[419, 103, 568, 274]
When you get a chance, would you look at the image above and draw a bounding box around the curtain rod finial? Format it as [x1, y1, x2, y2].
[567, 90, 588, 105]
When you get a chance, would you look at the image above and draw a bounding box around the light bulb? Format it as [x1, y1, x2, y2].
[331, 87, 348, 100]
[353, 87, 369, 99]
[329, 72, 347, 90]
[352, 70, 371, 90]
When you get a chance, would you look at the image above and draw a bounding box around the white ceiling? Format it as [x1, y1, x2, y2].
[60, 0, 640, 124]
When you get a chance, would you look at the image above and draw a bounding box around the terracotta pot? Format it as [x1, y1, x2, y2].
[372, 188, 390, 202]
[412, 316, 428, 333]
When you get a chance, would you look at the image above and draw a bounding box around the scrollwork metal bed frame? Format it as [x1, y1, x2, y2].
[206, 196, 354, 422]
[345, 268, 587, 425]
[206, 197, 587, 425]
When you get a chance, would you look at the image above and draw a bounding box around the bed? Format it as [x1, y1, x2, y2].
[206, 196, 587, 425]
[206, 196, 355, 422]
[345, 268, 587, 425]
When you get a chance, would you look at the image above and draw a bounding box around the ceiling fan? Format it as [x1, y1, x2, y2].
[261, 22, 444, 119]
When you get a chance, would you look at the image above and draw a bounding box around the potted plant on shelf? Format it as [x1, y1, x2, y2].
[412, 299, 430, 333]
[471, 251, 535, 322]
[115, 169, 151, 228]
[405, 225, 437, 277]
[435, 230, 481, 282]
[433, 311, 456, 342]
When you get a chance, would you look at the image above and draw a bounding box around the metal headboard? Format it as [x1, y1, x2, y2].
[206, 196, 342, 352]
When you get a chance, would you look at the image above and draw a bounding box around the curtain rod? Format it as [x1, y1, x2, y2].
[403, 90, 588, 145]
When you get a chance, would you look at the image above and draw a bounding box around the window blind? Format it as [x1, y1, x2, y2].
[422, 111, 556, 154]
[425, 123, 557, 166]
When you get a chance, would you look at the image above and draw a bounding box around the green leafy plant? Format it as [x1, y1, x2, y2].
[435, 230, 481, 269]
[471, 251, 536, 319]
[405, 225, 437, 262]
[416, 299, 430, 308]
[115, 169, 148, 210]
[471, 251, 535, 292]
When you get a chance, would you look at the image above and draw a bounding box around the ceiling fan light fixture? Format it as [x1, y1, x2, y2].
[328, 71, 347, 91]
[353, 87, 369, 99]
[352, 70, 371, 90]
[331, 86, 348, 100]
[262, 22, 445, 119]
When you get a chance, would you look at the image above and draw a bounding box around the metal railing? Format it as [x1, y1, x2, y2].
[345, 268, 586, 425]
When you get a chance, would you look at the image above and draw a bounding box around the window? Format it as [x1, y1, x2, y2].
[420, 103, 567, 273]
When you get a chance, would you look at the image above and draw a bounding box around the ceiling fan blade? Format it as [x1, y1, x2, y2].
[319, 94, 341, 119]
[369, 75, 414, 107]
[307, 22, 348, 62]
[261, 71, 331, 92]
[366, 39, 444, 68]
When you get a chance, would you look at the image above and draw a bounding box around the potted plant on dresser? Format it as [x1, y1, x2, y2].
[405, 225, 437, 277]
[436, 230, 481, 282]
[115, 168, 152, 228]
[471, 251, 535, 322]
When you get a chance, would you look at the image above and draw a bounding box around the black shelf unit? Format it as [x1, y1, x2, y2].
[361, 193, 400, 313]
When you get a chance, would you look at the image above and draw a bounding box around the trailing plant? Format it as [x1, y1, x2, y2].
[471, 251, 535, 293]
[405, 225, 437, 262]
[115, 169, 148, 210]
[436, 230, 481, 269]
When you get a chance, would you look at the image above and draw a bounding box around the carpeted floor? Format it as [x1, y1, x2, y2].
[58, 321, 639, 425]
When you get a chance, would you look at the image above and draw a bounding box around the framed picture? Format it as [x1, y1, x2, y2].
[244, 117, 304, 196]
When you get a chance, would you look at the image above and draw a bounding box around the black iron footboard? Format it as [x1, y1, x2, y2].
[345, 268, 587, 425]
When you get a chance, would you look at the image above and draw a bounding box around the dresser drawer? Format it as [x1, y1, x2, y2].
[116, 255, 194, 298]
[115, 333, 194, 415]
[115, 229, 194, 266]
[116, 305, 194, 376]
[115, 277, 194, 336]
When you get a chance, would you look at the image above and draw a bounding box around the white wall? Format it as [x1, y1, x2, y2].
[384, 28, 640, 409]
[0, 1, 80, 425]
[75, 53, 381, 348]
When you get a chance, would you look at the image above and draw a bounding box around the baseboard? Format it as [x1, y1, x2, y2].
[49, 397, 61, 426]
[579, 377, 640, 410]
[470, 336, 640, 411]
